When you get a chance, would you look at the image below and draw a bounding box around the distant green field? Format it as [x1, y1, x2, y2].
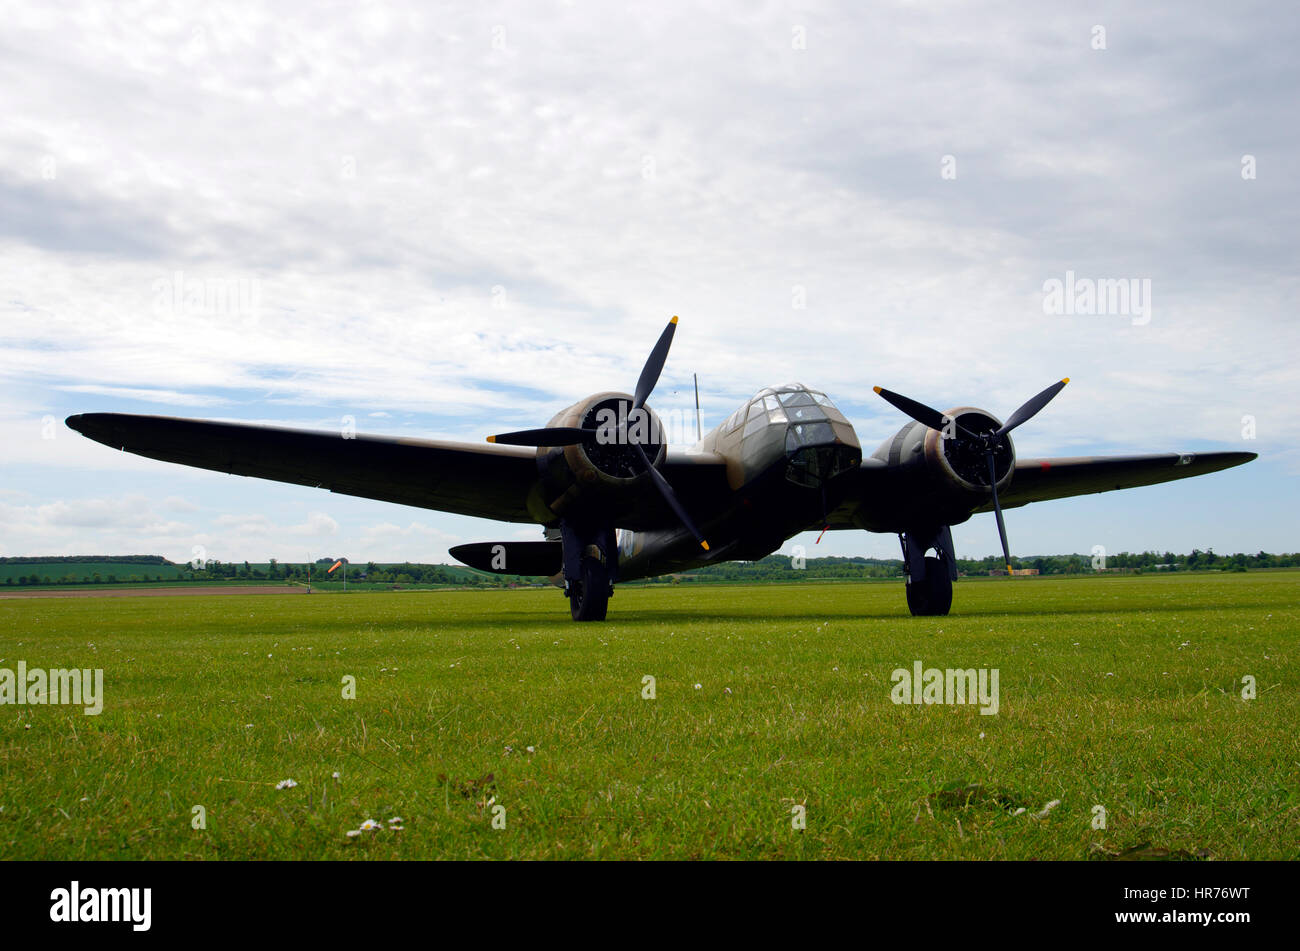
[0, 572, 1295, 859]
[0, 562, 187, 584]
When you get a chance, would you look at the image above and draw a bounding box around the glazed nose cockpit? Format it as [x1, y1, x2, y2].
[723, 383, 861, 488]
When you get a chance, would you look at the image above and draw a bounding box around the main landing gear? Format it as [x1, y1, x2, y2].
[900, 526, 956, 616]
[561, 520, 616, 621]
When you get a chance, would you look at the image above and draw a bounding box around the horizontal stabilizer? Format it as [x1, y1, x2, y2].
[449, 541, 563, 576]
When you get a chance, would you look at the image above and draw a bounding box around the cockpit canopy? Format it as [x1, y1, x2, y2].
[722, 382, 848, 441]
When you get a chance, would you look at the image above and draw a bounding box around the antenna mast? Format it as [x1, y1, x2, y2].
[694, 373, 702, 441]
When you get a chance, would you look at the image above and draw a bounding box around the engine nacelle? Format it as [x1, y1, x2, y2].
[538, 391, 667, 516]
[866, 406, 1015, 529]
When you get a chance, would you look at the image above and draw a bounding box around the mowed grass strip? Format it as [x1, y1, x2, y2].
[0, 572, 1295, 859]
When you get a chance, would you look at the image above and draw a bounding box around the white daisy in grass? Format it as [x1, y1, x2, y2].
[332, 771, 341, 780]
[358, 819, 382, 831]
[275, 779, 298, 790]
[1030, 799, 1061, 820]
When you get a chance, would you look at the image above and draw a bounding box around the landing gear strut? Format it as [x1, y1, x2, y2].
[561, 519, 616, 622]
[900, 527, 956, 616]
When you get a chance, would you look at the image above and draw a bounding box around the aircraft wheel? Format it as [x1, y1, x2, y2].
[569, 555, 610, 621]
[905, 556, 952, 617]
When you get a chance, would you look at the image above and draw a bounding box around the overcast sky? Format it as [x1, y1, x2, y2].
[1, 0, 1295, 566]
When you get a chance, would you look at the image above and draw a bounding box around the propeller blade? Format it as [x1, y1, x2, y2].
[632, 316, 678, 410]
[986, 451, 1013, 573]
[995, 378, 1069, 437]
[633, 440, 709, 550]
[486, 427, 596, 447]
[873, 386, 971, 438]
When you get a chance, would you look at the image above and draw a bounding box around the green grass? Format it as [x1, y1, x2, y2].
[0, 572, 1295, 859]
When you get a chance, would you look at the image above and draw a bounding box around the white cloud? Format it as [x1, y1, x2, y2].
[1, 1, 1293, 558]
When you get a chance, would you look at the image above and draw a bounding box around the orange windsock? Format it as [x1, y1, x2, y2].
[327, 559, 343, 574]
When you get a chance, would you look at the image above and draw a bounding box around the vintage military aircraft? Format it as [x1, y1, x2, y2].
[66, 317, 1255, 620]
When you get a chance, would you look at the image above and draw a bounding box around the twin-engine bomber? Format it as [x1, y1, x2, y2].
[67, 317, 1255, 620]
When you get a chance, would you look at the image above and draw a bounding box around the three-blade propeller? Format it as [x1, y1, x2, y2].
[487, 317, 709, 550]
[873, 378, 1069, 573]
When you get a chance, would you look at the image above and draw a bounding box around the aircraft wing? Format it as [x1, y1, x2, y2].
[973, 451, 1258, 512]
[65, 413, 544, 523]
[823, 450, 1256, 531]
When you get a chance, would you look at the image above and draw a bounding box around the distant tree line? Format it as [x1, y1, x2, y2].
[671, 556, 902, 583]
[2, 550, 1297, 587]
[667, 549, 1300, 583]
[186, 559, 518, 587]
[954, 549, 1298, 575]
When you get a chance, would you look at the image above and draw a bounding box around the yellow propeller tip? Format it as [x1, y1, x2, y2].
[670, 315, 678, 325]
[1062, 377, 1070, 384]
[485, 435, 496, 443]
[701, 540, 710, 551]
[872, 385, 882, 394]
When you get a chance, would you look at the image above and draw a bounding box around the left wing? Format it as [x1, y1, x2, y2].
[66, 413, 735, 529]
[66, 413, 545, 523]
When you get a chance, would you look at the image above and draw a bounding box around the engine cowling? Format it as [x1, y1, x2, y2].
[866, 406, 1015, 529]
[922, 406, 1015, 495]
[538, 391, 667, 514]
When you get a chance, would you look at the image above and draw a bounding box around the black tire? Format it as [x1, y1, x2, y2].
[905, 555, 953, 616]
[569, 555, 610, 621]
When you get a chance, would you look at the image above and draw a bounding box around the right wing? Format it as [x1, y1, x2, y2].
[66, 413, 545, 523]
[975, 451, 1258, 512]
[821, 451, 1256, 532]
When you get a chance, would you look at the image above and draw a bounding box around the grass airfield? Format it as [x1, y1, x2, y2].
[0, 572, 1295, 860]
